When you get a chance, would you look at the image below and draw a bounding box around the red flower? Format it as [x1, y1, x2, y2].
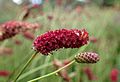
[33, 29, 89, 55]
[45, 0, 49, 3]
[89, 36, 97, 43]
[83, 67, 97, 80]
[0, 21, 39, 41]
[56, 0, 63, 6]
[53, 59, 70, 82]
[75, 6, 82, 13]
[23, 31, 35, 40]
[47, 15, 53, 21]
[0, 47, 13, 55]
[110, 68, 119, 82]
[63, 59, 71, 65]
[32, 4, 40, 8]
[14, 39, 22, 45]
[0, 70, 10, 77]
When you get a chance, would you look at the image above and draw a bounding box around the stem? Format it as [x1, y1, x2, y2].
[18, 55, 75, 80]
[28, 59, 75, 82]
[7, 51, 33, 82]
[13, 52, 38, 82]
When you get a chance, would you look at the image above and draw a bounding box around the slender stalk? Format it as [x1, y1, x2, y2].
[7, 51, 33, 82]
[28, 59, 75, 82]
[18, 55, 75, 80]
[13, 51, 38, 82]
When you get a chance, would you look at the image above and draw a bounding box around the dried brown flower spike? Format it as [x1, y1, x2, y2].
[75, 52, 100, 63]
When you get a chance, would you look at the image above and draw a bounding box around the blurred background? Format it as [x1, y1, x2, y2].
[0, 0, 120, 82]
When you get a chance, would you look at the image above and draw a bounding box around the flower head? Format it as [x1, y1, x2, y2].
[110, 68, 119, 82]
[14, 39, 22, 45]
[83, 67, 97, 80]
[0, 21, 39, 41]
[47, 15, 53, 21]
[53, 59, 71, 82]
[33, 29, 89, 55]
[23, 31, 35, 40]
[56, 0, 63, 6]
[0, 70, 10, 77]
[75, 52, 99, 63]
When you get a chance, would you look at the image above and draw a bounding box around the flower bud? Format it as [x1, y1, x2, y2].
[75, 52, 99, 63]
[0, 70, 10, 77]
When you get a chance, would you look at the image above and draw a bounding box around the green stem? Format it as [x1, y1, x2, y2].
[13, 52, 38, 82]
[28, 59, 75, 82]
[7, 51, 33, 82]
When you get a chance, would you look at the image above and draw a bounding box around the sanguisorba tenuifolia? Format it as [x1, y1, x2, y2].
[0, 21, 39, 41]
[33, 29, 89, 55]
[75, 52, 100, 63]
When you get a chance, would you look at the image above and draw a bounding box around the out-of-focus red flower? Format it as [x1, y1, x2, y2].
[33, 29, 89, 55]
[32, 4, 40, 8]
[0, 21, 39, 41]
[75, 6, 82, 13]
[23, 31, 35, 40]
[14, 39, 22, 45]
[63, 59, 71, 66]
[47, 15, 53, 21]
[56, 0, 63, 6]
[83, 67, 97, 80]
[53, 59, 71, 82]
[0, 70, 10, 77]
[45, 0, 49, 3]
[89, 36, 97, 43]
[0, 47, 13, 55]
[53, 59, 63, 67]
[110, 68, 119, 82]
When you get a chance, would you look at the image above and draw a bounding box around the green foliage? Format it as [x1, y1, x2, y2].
[0, 3, 120, 82]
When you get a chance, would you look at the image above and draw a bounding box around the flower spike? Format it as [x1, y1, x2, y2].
[33, 29, 89, 55]
[75, 52, 100, 63]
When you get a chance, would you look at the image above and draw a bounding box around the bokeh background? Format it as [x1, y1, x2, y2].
[0, 0, 120, 82]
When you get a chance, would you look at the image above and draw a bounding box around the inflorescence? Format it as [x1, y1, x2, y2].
[33, 29, 89, 55]
[0, 21, 39, 41]
[75, 52, 100, 63]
